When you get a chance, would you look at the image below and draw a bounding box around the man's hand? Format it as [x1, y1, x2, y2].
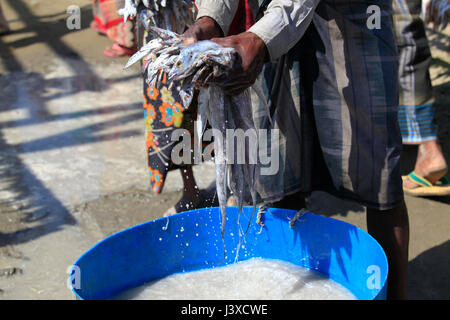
[183, 18, 269, 95]
[183, 16, 223, 45]
[211, 32, 269, 96]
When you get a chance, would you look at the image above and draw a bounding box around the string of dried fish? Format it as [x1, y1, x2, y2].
[289, 209, 308, 229]
[119, 0, 194, 34]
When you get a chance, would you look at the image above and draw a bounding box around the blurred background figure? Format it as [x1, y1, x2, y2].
[422, 0, 450, 30]
[91, 0, 137, 57]
[0, 1, 10, 35]
[393, 0, 450, 196]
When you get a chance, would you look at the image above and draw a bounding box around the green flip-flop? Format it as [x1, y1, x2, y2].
[402, 171, 450, 197]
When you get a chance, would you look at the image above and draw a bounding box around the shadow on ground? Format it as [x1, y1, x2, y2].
[0, 1, 94, 73]
[74, 181, 219, 239]
[0, 0, 142, 261]
[408, 240, 450, 299]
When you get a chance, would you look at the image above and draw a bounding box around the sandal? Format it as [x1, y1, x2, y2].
[103, 42, 137, 58]
[402, 171, 450, 197]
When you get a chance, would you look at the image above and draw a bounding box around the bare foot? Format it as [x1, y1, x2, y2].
[403, 140, 448, 189]
[103, 42, 137, 57]
[227, 195, 237, 207]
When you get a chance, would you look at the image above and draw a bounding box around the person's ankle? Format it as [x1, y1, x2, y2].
[414, 140, 448, 178]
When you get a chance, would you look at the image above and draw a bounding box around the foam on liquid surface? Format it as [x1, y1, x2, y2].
[113, 258, 356, 300]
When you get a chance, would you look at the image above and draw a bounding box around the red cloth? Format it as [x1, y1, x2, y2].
[193, 0, 255, 36]
[227, 0, 255, 36]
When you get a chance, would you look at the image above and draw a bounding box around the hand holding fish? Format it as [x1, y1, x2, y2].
[124, 25, 271, 261]
[211, 32, 269, 96]
[182, 16, 223, 45]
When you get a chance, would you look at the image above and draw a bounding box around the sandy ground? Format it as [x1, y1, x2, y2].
[0, 0, 449, 299]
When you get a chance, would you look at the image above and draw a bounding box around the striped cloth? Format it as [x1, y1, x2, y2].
[397, 103, 437, 143]
[246, 0, 405, 210]
[393, 0, 438, 143]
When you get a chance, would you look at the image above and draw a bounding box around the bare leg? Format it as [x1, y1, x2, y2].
[366, 201, 409, 300]
[403, 140, 448, 189]
[180, 167, 201, 206]
[164, 167, 202, 216]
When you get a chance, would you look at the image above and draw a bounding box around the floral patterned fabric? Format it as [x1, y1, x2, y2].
[140, 1, 251, 194]
[143, 73, 197, 193]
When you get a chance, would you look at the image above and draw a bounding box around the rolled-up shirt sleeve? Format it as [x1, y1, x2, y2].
[196, 0, 320, 61]
[195, 0, 240, 36]
[249, 0, 320, 60]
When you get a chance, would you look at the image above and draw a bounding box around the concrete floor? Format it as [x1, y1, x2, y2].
[0, 0, 449, 299]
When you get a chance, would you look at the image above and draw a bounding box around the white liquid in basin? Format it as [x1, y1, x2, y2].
[113, 258, 356, 300]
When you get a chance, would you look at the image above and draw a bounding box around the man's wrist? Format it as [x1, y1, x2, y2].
[196, 16, 224, 39]
[245, 31, 269, 63]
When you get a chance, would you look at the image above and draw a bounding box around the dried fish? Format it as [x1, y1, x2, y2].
[126, 29, 235, 109]
[289, 209, 308, 229]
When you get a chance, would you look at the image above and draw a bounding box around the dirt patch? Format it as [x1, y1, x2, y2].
[73, 187, 219, 240]
[73, 189, 182, 240]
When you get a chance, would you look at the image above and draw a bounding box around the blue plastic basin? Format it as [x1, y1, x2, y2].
[70, 207, 388, 300]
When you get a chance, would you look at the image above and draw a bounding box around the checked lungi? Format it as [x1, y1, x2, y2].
[252, 0, 404, 210]
[393, 0, 438, 144]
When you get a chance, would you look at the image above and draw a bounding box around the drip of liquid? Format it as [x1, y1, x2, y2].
[112, 258, 356, 300]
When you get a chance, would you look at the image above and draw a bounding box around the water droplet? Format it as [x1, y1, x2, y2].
[185, 242, 189, 247]
[180, 227, 184, 232]
[158, 237, 162, 241]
